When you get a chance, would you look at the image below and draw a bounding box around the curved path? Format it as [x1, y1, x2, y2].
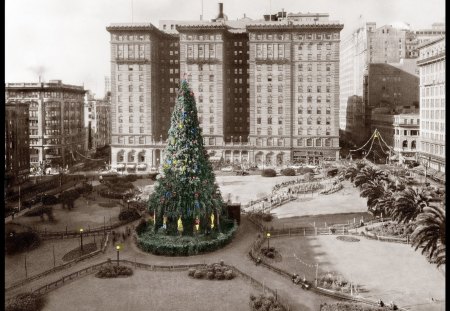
[6, 216, 339, 310]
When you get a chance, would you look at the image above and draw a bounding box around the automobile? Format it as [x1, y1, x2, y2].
[289, 164, 303, 170]
[221, 166, 233, 172]
[235, 170, 249, 176]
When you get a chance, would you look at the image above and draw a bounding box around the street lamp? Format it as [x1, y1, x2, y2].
[116, 245, 121, 266]
[127, 200, 130, 210]
[79, 228, 84, 252]
[266, 232, 271, 249]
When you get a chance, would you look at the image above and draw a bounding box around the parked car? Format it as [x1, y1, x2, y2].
[221, 166, 233, 172]
[235, 170, 249, 176]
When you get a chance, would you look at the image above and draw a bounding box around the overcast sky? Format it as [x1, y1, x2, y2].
[5, 0, 445, 96]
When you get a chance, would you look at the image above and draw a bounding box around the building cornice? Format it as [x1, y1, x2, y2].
[246, 23, 344, 31]
[417, 52, 446, 66]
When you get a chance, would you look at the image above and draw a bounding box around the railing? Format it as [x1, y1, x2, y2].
[5, 232, 109, 292]
[7, 259, 292, 311]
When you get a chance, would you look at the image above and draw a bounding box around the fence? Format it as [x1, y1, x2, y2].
[5, 232, 110, 293]
[7, 259, 292, 311]
[36, 216, 140, 240]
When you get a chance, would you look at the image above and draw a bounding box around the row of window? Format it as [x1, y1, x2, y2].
[421, 109, 445, 119]
[118, 85, 144, 92]
[252, 33, 338, 41]
[297, 53, 333, 61]
[118, 95, 145, 103]
[117, 126, 146, 134]
[254, 137, 333, 147]
[117, 105, 145, 113]
[118, 115, 145, 123]
[113, 34, 147, 41]
[117, 64, 145, 71]
[183, 34, 221, 41]
[421, 121, 445, 132]
[117, 136, 146, 145]
[421, 142, 445, 156]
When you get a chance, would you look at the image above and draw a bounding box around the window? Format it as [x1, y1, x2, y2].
[298, 118, 303, 125]
[326, 117, 331, 125]
[267, 127, 272, 135]
[268, 117, 272, 124]
[278, 117, 283, 125]
[257, 117, 261, 124]
[268, 107, 272, 114]
[326, 64, 331, 71]
[326, 128, 331, 135]
[316, 139, 322, 146]
[317, 86, 321, 93]
[317, 107, 321, 114]
[307, 96, 312, 103]
[317, 118, 321, 125]
[278, 107, 283, 114]
[298, 107, 303, 114]
[306, 138, 312, 146]
[297, 139, 303, 146]
[307, 117, 312, 125]
[129, 85, 133, 92]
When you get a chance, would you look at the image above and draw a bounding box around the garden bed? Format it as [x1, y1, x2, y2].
[136, 221, 238, 256]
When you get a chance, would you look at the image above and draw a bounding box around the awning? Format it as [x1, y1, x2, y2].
[126, 164, 137, 169]
[434, 172, 445, 182]
[116, 163, 125, 169]
[137, 163, 147, 169]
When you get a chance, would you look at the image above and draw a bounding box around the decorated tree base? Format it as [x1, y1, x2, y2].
[136, 220, 237, 256]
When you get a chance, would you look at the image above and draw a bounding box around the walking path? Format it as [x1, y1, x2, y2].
[6, 216, 339, 310]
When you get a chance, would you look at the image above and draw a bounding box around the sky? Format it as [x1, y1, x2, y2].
[5, 0, 445, 96]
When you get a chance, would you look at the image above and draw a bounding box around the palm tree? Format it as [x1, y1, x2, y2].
[392, 187, 431, 224]
[354, 166, 389, 189]
[410, 204, 445, 267]
[360, 179, 395, 217]
[343, 165, 359, 183]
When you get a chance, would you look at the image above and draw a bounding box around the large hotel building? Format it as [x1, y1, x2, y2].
[106, 4, 343, 173]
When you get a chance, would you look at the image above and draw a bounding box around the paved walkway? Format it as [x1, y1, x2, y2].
[6, 216, 339, 310]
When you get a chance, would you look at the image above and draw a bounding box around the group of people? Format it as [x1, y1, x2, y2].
[111, 226, 132, 244]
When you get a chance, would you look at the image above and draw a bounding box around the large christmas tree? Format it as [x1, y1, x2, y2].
[148, 79, 224, 236]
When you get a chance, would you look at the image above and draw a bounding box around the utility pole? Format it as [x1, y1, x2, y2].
[315, 263, 319, 287]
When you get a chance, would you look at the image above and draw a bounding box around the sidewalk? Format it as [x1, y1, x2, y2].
[6, 216, 339, 310]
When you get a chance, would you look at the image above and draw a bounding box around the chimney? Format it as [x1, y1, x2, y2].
[217, 2, 224, 19]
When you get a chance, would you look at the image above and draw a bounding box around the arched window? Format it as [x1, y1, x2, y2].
[402, 140, 408, 148]
[411, 140, 416, 150]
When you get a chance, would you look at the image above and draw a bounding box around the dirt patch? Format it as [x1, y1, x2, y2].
[336, 236, 360, 242]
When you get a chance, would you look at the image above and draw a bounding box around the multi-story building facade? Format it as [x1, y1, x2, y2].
[85, 91, 112, 150]
[107, 4, 343, 173]
[5, 102, 30, 186]
[340, 22, 444, 137]
[346, 63, 419, 146]
[368, 106, 419, 165]
[5, 80, 87, 174]
[393, 112, 420, 164]
[417, 37, 445, 178]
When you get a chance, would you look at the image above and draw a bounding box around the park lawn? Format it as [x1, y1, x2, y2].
[269, 235, 445, 311]
[44, 270, 264, 311]
[271, 180, 368, 219]
[263, 212, 374, 230]
[12, 192, 122, 232]
[5, 235, 99, 287]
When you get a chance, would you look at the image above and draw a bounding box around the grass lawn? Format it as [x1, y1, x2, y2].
[269, 235, 445, 311]
[5, 235, 100, 286]
[271, 180, 368, 219]
[262, 212, 374, 230]
[44, 270, 264, 311]
[11, 191, 122, 232]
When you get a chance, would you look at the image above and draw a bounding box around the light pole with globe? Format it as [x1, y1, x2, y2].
[116, 245, 121, 266]
[266, 232, 271, 249]
[79, 228, 84, 252]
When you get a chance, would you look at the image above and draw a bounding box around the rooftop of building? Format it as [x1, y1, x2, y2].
[417, 35, 446, 49]
[5, 80, 86, 93]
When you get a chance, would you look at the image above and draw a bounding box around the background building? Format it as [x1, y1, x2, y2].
[392, 111, 420, 164]
[340, 22, 444, 139]
[5, 102, 30, 187]
[417, 37, 445, 181]
[5, 80, 87, 174]
[107, 4, 343, 173]
[85, 90, 111, 151]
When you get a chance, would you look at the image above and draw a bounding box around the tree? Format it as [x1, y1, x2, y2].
[359, 179, 394, 217]
[148, 80, 224, 236]
[354, 166, 389, 189]
[342, 165, 358, 182]
[392, 187, 431, 224]
[411, 204, 446, 267]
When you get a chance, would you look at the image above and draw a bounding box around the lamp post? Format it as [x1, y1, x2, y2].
[79, 228, 84, 252]
[116, 245, 121, 266]
[266, 232, 271, 249]
[127, 200, 130, 210]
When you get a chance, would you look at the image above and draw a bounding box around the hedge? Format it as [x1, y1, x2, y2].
[261, 169, 277, 177]
[5, 231, 41, 255]
[281, 168, 296, 176]
[6, 293, 46, 311]
[118, 209, 141, 222]
[136, 221, 238, 256]
[95, 265, 133, 278]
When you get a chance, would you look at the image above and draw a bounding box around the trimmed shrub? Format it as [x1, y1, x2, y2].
[95, 265, 133, 278]
[193, 270, 205, 279]
[6, 292, 45, 311]
[5, 231, 41, 255]
[215, 272, 225, 280]
[137, 221, 238, 256]
[261, 213, 273, 222]
[320, 302, 388, 311]
[206, 271, 215, 279]
[281, 168, 296, 176]
[224, 270, 234, 280]
[98, 202, 117, 208]
[118, 209, 140, 222]
[261, 169, 276, 177]
[298, 167, 314, 175]
[41, 195, 59, 205]
[250, 294, 286, 311]
[188, 268, 196, 277]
